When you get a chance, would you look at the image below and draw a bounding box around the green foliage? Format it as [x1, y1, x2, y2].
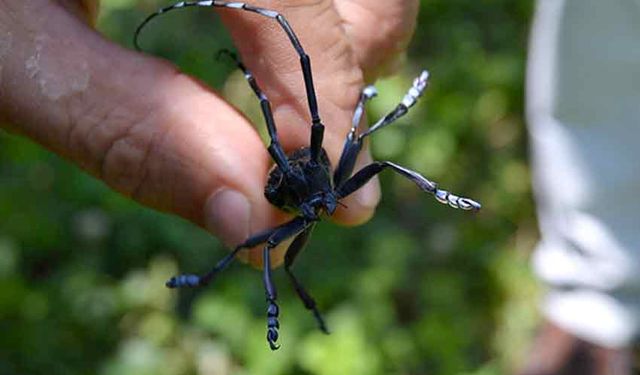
[0, 0, 540, 374]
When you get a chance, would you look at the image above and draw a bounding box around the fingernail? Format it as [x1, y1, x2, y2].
[205, 189, 251, 248]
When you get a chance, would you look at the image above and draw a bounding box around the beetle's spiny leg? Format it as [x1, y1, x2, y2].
[359, 70, 430, 140]
[336, 161, 481, 212]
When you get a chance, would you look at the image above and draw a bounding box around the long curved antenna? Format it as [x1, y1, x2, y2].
[133, 1, 325, 157]
[216, 48, 290, 171]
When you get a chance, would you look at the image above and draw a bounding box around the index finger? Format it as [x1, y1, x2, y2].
[216, 0, 381, 226]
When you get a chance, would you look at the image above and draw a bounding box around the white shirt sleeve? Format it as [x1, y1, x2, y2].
[527, 0, 640, 348]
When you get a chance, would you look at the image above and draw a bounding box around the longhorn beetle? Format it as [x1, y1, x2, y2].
[134, 0, 481, 351]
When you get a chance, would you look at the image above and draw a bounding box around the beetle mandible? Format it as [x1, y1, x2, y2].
[134, 0, 481, 351]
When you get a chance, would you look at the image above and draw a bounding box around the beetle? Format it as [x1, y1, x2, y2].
[134, 0, 481, 351]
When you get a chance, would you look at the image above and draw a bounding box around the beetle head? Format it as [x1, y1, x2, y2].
[323, 192, 338, 216]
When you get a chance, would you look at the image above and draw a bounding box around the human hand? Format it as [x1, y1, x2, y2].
[0, 0, 419, 266]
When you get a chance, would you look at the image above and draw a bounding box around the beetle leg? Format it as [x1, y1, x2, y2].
[333, 71, 429, 189]
[165, 225, 278, 288]
[333, 86, 378, 187]
[166, 217, 306, 289]
[262, 245, 281, 351]
[283, 224, 329, 334]
[260, 216, 310, 350]
[336, 161, 481, 211]
[134, 1, 325, 161]
[217, 49, 289, 169]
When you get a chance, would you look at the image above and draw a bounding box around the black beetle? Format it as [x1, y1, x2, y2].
[134, 0, 481, 351]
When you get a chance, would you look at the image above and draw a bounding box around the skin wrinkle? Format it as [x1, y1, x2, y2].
[74, 92, 150, 178]
[0, 30, 10, 85]
[63, 95, 84, 168]
[128, 114, 168, 204]
[65, 90, 114, 174]
[94, 72, 169, 179]
[168, 143, 203, 219]
[65, 92, 89, 169]
[102, 81, 183, 204]
[82, 52, 178, 183]
[126, 76, 203, 206]
[97, 71, 170, 194]
[67, 93, 110, 173]
[101, 117, 154, 197]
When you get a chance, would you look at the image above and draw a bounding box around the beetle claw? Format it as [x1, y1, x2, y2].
[165, 274, 201, 288]
[266, 300, 281, 350]
[267, 328, 280, 351]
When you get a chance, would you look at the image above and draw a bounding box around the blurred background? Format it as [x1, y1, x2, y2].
[0, 0, 540, 374]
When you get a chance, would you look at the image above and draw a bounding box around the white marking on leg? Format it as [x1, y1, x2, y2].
[225, 2, 245, 9]
[257, 9, 279, 18]
[363, 85, 378, 99]
[447, 194, 460, 208]
[435, 190, 449, 204]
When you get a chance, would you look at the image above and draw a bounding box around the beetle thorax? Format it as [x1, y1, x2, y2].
[264, 147, 336, 218]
